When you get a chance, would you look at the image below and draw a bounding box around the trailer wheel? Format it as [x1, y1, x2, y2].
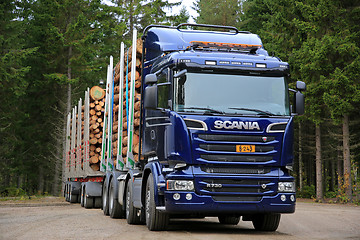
[80, 186, 84, 207]
[69, 191, 77, 203]
[102, 180, 109, 215]
[145, 173, 169, 231]
[84, 187, 94, 209]
[109, 178, 124, 218]
[126, 181, 141, 224]
[65, 185, 69, 202]
[218, 216, 240, 225]
[252, 213, 281, 231]
[94, 197, 102, 208]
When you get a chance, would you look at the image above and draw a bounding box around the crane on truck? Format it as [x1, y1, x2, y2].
[64, 23, 306, 231]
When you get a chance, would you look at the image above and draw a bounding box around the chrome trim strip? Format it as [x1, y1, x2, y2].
[266, 122, 288, 133]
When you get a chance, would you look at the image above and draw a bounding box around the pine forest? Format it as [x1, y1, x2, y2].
[1, 0, 359, 203]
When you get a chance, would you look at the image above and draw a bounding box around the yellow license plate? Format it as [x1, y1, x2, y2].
[236, 145, 255, 153]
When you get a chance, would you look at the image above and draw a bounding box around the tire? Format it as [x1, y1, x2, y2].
[252, 214, 281, 231]
[125, 181, 141, 224]
[109, 178, 125, 218]
[218, 216, 240, 225]
[69, 191, 77, 203]
[94, 197, 102, 208]
[80, 186, 84, 207]
[65, 185, 69, 202]
[84, 187, 94, 209]
[102, 181, 109, 215]
[145, 173, 169, 231]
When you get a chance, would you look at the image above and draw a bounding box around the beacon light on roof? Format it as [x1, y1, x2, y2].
[256, 63, 267, 68]
[190, 41, 261, 52]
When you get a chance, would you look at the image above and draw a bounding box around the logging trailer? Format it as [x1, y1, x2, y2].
[63, 23, 306, 231]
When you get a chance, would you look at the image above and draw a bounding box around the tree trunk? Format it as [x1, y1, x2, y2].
[62, 45, 73, 194]
[337, 148, 343, 190]
[315, 124, 323, 201]
[342, 114, 352, 201]
[38, 165, 44, 194]
[298, 122, 303, 191]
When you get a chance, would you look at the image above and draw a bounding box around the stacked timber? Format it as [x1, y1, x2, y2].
[112, 39, 142, 167]
[87, 86, 105, 171]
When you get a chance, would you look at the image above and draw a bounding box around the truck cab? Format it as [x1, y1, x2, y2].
[122, 24, 305, 231]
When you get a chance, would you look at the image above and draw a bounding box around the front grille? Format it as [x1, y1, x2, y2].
[198, 178, 274, 202]
[198, 134, 275, 143]
[201, 167, 270, 174]
[201, 154, 272, 163]
[199, 144, 274, 152]
[212, 196, 262, 202]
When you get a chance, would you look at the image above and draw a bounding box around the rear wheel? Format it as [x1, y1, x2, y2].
[94, 197, 102, 208]
[102, 181, 109, 215]
[125, 181, 141, 224]
[252, 214, 281, 231]
[69, 191, 77, 203]
[80, 186, 84, 207]
[218, 216, 240, 225]
[145, 173, 169, 231]
[109, 178, 125, 218]
[83, 187, 94, 209]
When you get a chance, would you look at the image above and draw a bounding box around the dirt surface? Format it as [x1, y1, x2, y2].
[0, 197, 359, 240]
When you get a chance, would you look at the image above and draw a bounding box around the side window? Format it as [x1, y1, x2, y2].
[157, 69, 170, 109]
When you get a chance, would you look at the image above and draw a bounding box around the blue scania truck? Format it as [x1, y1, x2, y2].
[65, 23, 306, 232]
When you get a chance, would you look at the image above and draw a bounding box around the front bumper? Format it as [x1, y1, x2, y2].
[164, 191, 295, 214]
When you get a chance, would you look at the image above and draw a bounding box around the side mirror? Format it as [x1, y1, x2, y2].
[296, 81, 306, 91]
[145, 74, 157, 85]
[144, 85, 157, 109]
[295, 91, 305, 115]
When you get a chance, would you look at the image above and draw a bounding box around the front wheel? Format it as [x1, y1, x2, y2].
[145, 173, 169, 231]
[252, 214, 281, 231]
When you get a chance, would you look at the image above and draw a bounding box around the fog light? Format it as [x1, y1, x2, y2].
[186, 193, 192, 201]
[281, 194, 286, 202]
[173, 193, 180, 200]
[290, 195, 295, 202]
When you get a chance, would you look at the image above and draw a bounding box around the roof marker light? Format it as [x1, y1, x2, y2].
[243, 62, 252, 66]
[256, 63, 267, 68]
[232, 61, 242, 65]
[205, 60, 216, 65]
[219, 61, 230, 64]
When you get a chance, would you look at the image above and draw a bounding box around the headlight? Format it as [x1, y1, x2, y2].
[167, 180, 194, 191]
[278, 182, 295, 192]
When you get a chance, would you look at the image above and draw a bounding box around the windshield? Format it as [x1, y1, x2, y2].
[173, 72, 290, 116]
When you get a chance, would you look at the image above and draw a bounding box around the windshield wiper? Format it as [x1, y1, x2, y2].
[229, 107, 275, 116]
[181, 107, 225, 114]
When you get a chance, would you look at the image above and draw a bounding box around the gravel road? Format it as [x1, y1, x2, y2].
[0, 197, 359, 240]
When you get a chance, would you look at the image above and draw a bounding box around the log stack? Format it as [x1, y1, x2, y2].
[87, 86, 105, 171]
[112, 39, 143, 167]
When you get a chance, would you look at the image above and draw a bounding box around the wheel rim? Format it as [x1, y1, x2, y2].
[84, 189, 87, 206]
[103, 185, 107, 209]
[145, 187, 150, 222]
[126, 187, 130, 218]
[109, 183, 114, 210]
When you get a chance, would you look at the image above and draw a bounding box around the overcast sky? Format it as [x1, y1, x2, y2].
[167, 0, 198, 23]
